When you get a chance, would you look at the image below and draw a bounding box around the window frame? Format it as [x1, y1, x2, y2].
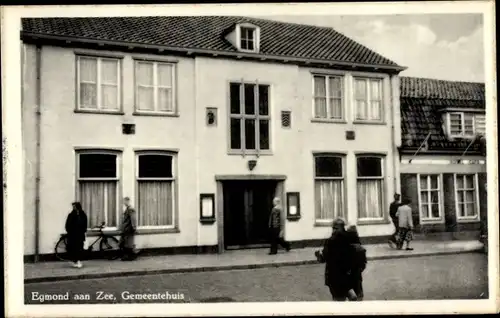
[311, 74, 345, 122]
[417, 174, 444, 223]
[355, 154, 386, 222]
[133, 60, 177, 116]
[75, 55, 122, 113]
[447, 112, 475, 138]
[75, 149, 121, 230]
[135, 151, 178, 230]
[313, 154, 346, 225]
[353, 77, 384, 123]
[227, 80, 272, 155]
[454, 173, 480, 222]
[237, 24, 260, 53]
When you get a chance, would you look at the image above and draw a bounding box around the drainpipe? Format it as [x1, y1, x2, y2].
[34, 44, 42, 262]
[390, 75, 400, 195]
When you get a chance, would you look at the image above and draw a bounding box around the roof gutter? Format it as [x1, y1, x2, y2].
[21, 31, 408, 73]
[399, 148, 482, 156]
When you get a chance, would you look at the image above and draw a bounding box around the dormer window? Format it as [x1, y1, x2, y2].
[445, 111, 485, 138]
[225, 23, 260, 53]
[240, 27, 256, 51]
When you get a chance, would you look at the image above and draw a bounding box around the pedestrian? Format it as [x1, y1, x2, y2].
[119, 197, 138, 261]
[345, 225, 367, 301]
[388, 193, 401, 248]
[64, 202, 88, 268]
[396, 198, 414, 250]
[315, 218, 352, 301]
[268, 197, 291, 255]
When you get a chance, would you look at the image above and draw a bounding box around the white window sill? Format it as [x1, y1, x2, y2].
[456, 217, 480, 223]
[357, 218, 389, 225]
[420, 218, 445, 224]
[228, 150, 273, 156]
[311, 118, 347, 124]
[133, 111, 179, 117]
[353, 120, 387, 125]
[75, 109, 124, 115]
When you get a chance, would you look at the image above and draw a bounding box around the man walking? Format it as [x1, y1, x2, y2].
[396, 198, 414, 251]
[315, 218, 353, 301]
[268, 197, 291, 255]
[119, 197, 138, 261]
[388, 193, 401, 248]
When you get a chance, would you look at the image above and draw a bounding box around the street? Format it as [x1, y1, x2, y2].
[25, 253, 488, 303]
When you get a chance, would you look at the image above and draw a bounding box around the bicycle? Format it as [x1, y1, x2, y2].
[55, 222, 121, 261]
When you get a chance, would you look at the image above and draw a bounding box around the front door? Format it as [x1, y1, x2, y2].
[223, 180, 278, 249]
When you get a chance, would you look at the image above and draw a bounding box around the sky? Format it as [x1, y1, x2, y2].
[260, 14, 484, 82]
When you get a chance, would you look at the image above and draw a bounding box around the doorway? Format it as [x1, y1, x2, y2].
[223, 180, 279, 249]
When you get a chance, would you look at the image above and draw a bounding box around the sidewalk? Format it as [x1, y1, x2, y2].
[24, 240, 483, 284]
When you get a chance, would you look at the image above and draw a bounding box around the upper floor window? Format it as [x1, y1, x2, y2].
[314, 155, 345, 223]
[136, 152, 176, 228]
[240, 27, 256, 51]
[76, 151, 120, 229]
[313, 75, 343, 120]
[356, 156, 385, 221]
[135, 61, 176, 114]
[77, 56, 121, 112]
[354, 78, 383, 122]
[447, 112, 484, 138]
[229, 82, 270, 153]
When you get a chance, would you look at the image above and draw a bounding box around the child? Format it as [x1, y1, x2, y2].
[345, 225, 367, 301]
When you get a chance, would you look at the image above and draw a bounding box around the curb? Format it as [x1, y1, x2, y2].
[24, 248, 483, 284]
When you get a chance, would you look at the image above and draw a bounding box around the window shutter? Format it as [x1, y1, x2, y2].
[281, 110, 291, 128]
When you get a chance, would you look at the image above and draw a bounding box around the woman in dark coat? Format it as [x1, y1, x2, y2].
[346, 225, 367, 301]
[315, 218, 353, 301]
[65, 202, 88, 268]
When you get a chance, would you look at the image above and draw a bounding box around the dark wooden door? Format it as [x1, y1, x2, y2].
[223, 181, 277, 249]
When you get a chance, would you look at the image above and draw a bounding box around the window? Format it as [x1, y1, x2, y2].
[314, 155, 345, 222]
[418, 174, 442, 221]
[240, 27, 256, 51]
[229, 82, 270, 153]
[448, 112, 475, 137]
[313, 75, 343, 120]
[354, 78, 383, 121]
[135, 61, 176, 114]
[356, 156, 385, 220]
[475, 114, 486, 135]
[77, 152, 119, 228]
[455, 174, 479, 220]
[77, 56, 120, 111]
[137, 153, 176, 228]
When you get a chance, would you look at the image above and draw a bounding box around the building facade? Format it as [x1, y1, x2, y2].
[398, 77, 487, 239]
[22, 16, 416, 259]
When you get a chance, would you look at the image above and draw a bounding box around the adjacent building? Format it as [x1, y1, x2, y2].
[399, 77, 487, 239]
[20, 16, 485, 261]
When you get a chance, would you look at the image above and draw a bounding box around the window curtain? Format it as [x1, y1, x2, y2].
[79, 181, 117, 228]
[100, 59, 118, 109]
[357, 179, 383, 219]
[138, 181, 173, 226]
[314, 76, 327, 118]
[315, 180, 343, 220]
[79, 58, 97, 108]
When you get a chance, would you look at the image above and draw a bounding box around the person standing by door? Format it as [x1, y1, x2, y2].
[65, 202, 88, 268]
[119, 197, 138, 261]
[268, 197, 291, 255]
[388, 193, 401, 248]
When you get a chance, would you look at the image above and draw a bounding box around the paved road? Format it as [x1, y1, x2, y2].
[25, 253, 488, 304]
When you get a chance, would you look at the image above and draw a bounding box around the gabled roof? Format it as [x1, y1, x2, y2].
[400, 76, 486, 154]
[21, 16, 404, 71]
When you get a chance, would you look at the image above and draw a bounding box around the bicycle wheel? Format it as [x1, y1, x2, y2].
[55, 235, 69, 261]
[99, 235, 121, 260]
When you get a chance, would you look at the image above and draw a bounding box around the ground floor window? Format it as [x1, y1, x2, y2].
[418, 174, 443, 222]
[77, 151, 119, 228]
[356, 156, 385, 220]
[136, 152, 176, 228]
[314, 155, 345, 222]
[455, 174, 479, 220]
